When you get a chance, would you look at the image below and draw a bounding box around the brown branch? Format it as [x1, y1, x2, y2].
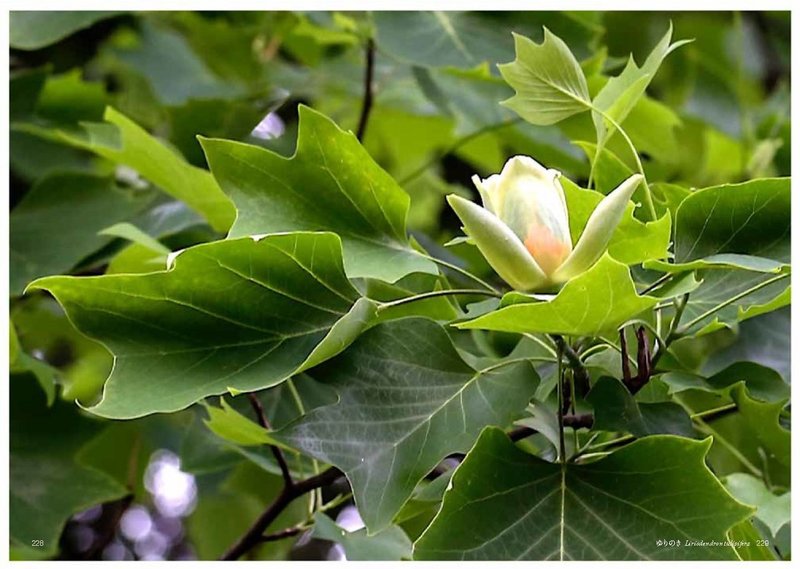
[563, 413, 594, 429]
[507, 413, 593, 443]
[620, 327, 633, 386]
[627, 326, 652, 394]
[248, 393, 293, 488]
[508, 426, 538, 442]
[355, 38, 375, 141]
[257, 526, 304, 544]
[221, 467, 343, 560]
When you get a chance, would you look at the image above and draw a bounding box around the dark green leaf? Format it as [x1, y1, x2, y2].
[274, 318, 539, 532]
[11, 172, 152, 295]
[414, 428, 752, 560]
[113, 21, 244, 106]
[680, 269, 790, 335]
[587, 376, 695, 437]
[10, 376, 127, 556]
[704, 307, 791, 381]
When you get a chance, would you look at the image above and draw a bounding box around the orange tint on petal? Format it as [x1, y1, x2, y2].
[524, 225, 571, 276]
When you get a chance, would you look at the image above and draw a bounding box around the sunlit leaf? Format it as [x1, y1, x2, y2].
[201, 106, 437, 283]
[30, 233, 377, 418]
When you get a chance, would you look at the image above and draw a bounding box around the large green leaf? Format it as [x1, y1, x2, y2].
[29, 232, 377, 418]
[499, 29, 591, 125]
[414, 428, 752, 560]
[457, 255, 657, 336]
[374, 12, 601, 71]
[274, 318, 539, 532]
[201, 106, 436, 283]
[674, 178, 791, 263]
[311, 512, 413, 560]
[10, 376, 128, 557]
[10, 11, 124, 50]
[10, 172, 151, 295]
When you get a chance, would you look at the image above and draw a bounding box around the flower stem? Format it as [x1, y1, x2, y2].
[377, 288, 501, 311]
[600, 113, 658, 221]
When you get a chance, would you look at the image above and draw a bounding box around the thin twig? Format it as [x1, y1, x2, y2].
[555, 341, 566, 463]
[221, 467, 343, 560]
[377, 288, 501, 311]
[650, 293, 688, 369]
[420, 253, 500, 293]
[551, 335, 590, 398]
[257, 526, 305, 544]
[639, 272, 673, 295]
[507, 426, 537, 442]
[355, 38, 375, 141]
[248, 393, 293, 488]
[562, 414, 594, 429]
[631, 326, 652, 394]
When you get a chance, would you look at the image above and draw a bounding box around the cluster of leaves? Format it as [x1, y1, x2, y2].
[9, 10, 791, 561]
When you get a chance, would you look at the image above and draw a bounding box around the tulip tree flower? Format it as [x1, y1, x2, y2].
[447, 156, 643, 291]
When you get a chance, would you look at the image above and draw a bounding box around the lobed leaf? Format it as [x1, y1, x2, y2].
[498, 29, 591, 125]
[201, 106, 437, 283]
[457, 255, 657, 336]
[414, 428, 753, 560]
[274, 317, 539, 532]
[29, 232, 377, 418]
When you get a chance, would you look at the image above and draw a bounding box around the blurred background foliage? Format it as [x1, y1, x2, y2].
[9, 10, 791, 560]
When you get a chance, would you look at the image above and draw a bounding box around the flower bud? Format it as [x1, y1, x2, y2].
[448, 155, 642, 291]
[473, 156, 572, 276]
